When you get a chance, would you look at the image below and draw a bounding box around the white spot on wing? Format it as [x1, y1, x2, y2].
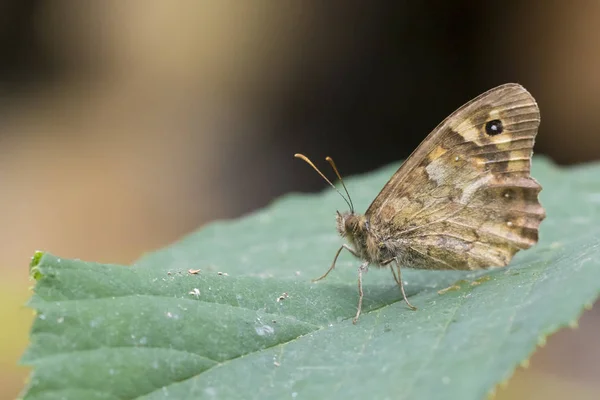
[425, 158, 448, 184]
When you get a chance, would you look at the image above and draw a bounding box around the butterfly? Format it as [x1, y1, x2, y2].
[296, 83, 546, 324]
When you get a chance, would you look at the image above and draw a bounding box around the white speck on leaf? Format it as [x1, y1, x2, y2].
[277, 292, 289, 302]
[255, 325, 275, 336]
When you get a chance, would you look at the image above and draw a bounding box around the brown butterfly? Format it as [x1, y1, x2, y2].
[296, 83, 545, 324]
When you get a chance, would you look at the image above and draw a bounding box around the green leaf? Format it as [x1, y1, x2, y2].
[21, 157, 600, 400]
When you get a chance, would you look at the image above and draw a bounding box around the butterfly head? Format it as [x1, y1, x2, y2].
[336, 210, 366, 238]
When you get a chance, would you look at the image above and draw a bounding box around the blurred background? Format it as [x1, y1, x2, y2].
[1, 1, 599, 399]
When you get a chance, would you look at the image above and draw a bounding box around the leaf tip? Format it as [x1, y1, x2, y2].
[29, 250, 45, 280]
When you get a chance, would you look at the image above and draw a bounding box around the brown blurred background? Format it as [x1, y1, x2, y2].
[1, 1, 599, 399]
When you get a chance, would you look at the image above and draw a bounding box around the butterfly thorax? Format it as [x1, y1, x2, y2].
[336, 211, 384, 264]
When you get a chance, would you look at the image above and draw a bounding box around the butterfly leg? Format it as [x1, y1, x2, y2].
[393, 259, 417, 310]
[312, 244, 358, 282]
[383, 258, 417, 310]
[352, 261, 369, 324]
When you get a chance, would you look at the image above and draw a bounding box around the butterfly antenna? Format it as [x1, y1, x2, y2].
[325, 156, 354, 214]
[294, 153, 353, 212]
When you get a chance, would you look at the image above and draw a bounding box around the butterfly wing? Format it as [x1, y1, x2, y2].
[366, 83, 545, 270]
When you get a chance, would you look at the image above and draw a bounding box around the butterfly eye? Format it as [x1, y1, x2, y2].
[485, 119, 504, 136]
